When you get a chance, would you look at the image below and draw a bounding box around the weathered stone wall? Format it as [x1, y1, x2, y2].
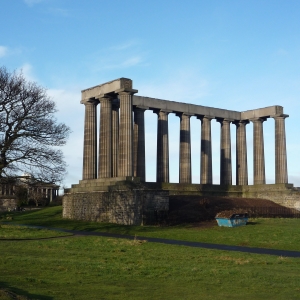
[63, 179, 300, 225]
[241, 184, 300, 210]
[159, 183, 243, 197]
[0, 198, 18, 212]
[63, 188, 169, 225]
[156, 183, 300, 210]
[159, 182, 300, 210]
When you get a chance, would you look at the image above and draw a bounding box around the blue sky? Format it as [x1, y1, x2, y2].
[1, 0, 300, 189]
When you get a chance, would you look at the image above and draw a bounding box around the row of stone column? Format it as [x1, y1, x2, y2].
[82, 89, 138, 180]
[139, 112, 288, 185]
[82, 94, 288, 185]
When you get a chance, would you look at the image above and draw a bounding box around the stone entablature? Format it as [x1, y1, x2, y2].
[133, 96, 283, 121]
[81, 78, 133, 102]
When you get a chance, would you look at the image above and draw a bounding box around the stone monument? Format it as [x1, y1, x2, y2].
[63, 78, 300, 225]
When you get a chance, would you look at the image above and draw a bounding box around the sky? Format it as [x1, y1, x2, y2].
[1, 0, 300, 190]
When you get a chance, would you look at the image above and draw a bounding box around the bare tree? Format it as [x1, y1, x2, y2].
[0, 66, 71, 183]
[28, 188, 47, 207]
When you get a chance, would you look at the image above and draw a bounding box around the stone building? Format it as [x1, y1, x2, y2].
[0, 176, 59, 211]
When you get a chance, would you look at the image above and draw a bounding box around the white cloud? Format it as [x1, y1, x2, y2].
[100, 56, 144, 70]
[48, 87, 85, 188]
[17, 63, 36, 82]
[87, 39, 147, 73]
[121, 56, 143, 68]
[48, 88, 81, 113]
[0, 46, 8, 58]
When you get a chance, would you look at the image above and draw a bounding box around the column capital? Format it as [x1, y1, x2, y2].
[175, 112, 193, 118]
[216, 118, 234, 124]
[232, 119, 249, 126]
[153, 109, 171, 115]
[115, 88, 138, 95]
[272, 114, 289, 120]
[249, 117, 267, 123]
[134, 106, 148, 112]
[80, 98, 99, 105]
[95, 92, 116, 101]
[196, 115, 214, 121]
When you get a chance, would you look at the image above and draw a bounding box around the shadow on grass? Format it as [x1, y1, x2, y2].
[0, 281, 53, 300]
[246, 221, 258, 225]
[1, 206, 217, 236]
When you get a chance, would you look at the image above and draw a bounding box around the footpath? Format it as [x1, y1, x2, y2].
[3, 224, 300, 258]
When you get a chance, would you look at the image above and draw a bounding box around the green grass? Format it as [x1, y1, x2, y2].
[0, 224, 72, 240]
[1, 207, 300, 299]
[2, 206, 300, 251]
[1, 234, 300, 299]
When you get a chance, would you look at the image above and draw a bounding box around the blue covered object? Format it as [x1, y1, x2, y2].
[215, 213, 248, 227]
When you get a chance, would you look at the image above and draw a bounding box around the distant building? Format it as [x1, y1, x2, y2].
[0, 175, 59, 211]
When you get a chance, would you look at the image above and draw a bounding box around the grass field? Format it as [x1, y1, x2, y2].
[0, 224, 72, 240]
[1, 207, 300, 299]
[2, 206, 300, 251]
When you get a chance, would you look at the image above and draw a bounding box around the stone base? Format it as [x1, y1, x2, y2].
[160, 182, 300, 211]
[63, 178, 169, 225]
[241, 183, 300, 210]
[63, 179, 300, 225]
[0, 198, 18, 212]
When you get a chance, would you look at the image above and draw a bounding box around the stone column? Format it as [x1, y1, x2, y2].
[155, 110, 170, 183]
[251, 117, 266, 185]
[117, 88, 137, 177]
[49, 188, 53, 202]
[274, 114, 288, 184]
[234, 120, 249, 185]
[112, 101, 119, 177]
[82, 98, 99, 180]
[133, 107, 146, 181]
[217, 118, 232, 185]
[178, 113, 192, 184]
[98, 95, 112, 178]
[199, 116, 213, 184]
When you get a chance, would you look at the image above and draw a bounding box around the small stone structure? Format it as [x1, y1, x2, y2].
[63, 78, 300, 225]
[0, 178, 60, 211]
